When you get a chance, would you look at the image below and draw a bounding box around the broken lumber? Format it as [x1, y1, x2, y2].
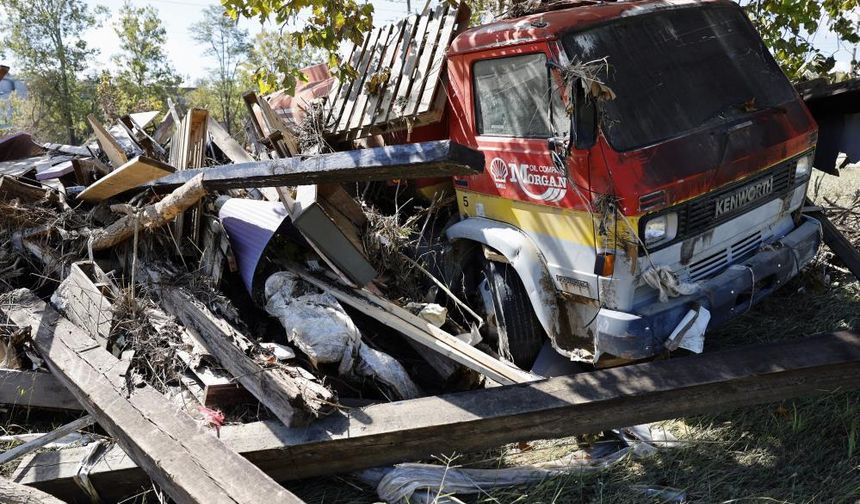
[0, 477, 65, 504]
[208, 119, 280, 202]
[0, 415, 94, 466]
[1, 289, 305, 504]
[87, 114, 127, 168]
[0, 369, 81, 411]
[152, 108, 176, 145]
[209, 118, 254, 164]
[0, 176, 56, 205]
[158, 285, 335, 425]
[15, 330, 860, 500]
[143, 140, 484, 193]
[88, 173, 206, 251]
[808, 207, 860, 281]
[289, 266, 537, 385]
[77, 156, 174, 202]
[51, 261, 117, 349]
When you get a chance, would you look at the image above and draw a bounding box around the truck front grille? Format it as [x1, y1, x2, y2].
[687, 231, 762, 281]
[678, 161, 795, 238]
[641, 154, 801, 254]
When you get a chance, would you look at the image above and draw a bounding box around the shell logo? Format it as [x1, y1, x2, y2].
[489, 157, 508, 183]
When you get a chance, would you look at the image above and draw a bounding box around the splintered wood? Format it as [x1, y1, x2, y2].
[1, 289, 306, 504]
[158, 284, 335, 425]
[325, 2, 468, 140]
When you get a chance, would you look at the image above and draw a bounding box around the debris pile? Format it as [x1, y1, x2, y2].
[0, 60, 534, 503]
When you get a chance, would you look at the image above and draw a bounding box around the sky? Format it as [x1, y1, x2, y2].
[80, 0, 420, 86]
[3, 1, 858, 85]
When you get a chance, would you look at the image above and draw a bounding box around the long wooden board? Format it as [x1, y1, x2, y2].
[15, 331, 860, 502]
[0, 369, 81, 411]
[808, 206, 860, 280]
[77, 156, 174, 202]
[1, 289, 305, 504]
[87, 115, 127, 169]
[290, 266, 537, 385]
[143, 140, 484, 193]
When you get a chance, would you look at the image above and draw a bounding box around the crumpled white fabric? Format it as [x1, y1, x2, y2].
[362, 423, 682, 503]
[641, 266, 699, 303]
[265, 271, 420, 399]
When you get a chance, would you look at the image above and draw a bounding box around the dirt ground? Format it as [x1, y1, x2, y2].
[288, 167, 860, 504]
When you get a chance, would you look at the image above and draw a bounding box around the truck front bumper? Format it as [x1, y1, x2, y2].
[593, 216, 822, 360]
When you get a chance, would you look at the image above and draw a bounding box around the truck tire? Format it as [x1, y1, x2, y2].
[486, 261, 546, 369]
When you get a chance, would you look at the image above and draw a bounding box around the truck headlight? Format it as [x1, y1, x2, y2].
[643, 213, 677, 246]
[795, 154, 813, 179]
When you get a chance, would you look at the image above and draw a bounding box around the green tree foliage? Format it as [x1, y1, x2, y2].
[0, 0, 105, 143]
[221, 0, 373, 92]
[111, 1, 182, 112]
[190, 5, 252, 134]
[245, 29, 323, 93]
[741, 0, 860, 80]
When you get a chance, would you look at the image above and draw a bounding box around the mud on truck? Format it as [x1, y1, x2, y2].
[399, 0, 822, 370]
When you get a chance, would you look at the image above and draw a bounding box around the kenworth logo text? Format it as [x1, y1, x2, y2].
[714, 176, 774, 217]
[489, 157, 567, 203]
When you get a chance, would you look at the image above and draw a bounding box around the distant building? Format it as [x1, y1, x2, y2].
[0, 75, 28, 129]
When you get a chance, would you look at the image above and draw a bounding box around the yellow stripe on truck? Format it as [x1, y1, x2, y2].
[456, 189, 605, 247]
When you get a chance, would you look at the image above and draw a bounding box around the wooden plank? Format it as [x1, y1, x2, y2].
[87, 114, 127, 169]
[209, 119, 254, 163]
[808, 207, 860, 281]
[76, 156, 174, 202]
[403, 4, 446, 117]
[0, 477, 65, 504]
[0, 369, 81, 411]
[0, 176, 55, 204]
[381, 8, 434, 125]
[337, 27, 383, 133]
[143, 140, 484, 193]
[365, 15, 416, 129]
[257, 95, 300, 156]
[121, 114, 167, 159]
[324, 41, 359, 127]
[16, 330, 860, 501]
[152, 108, 176, 145]
[2, 289, 305, 504]
[414, 3, 462, 116]
[158, 285, 335, 425]
[347, 23, 396, 133]
[169, 109, 209, 248]
[51, 261, 117, 349]
[0, 415, 95, 466]
[290, 266, 537, 385]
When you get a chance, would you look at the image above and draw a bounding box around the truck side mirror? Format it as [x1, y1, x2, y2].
[571, 79, 597, 150]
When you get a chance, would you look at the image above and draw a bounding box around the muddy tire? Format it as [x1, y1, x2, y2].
[486, 261, 546, 369]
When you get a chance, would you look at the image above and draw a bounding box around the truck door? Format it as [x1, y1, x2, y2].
[456, 47, 570, 215]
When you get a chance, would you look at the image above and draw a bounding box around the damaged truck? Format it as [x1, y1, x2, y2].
[374, 0, 822, 369]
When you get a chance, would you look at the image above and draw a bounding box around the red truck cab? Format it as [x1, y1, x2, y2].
[441, 0, 821, 365]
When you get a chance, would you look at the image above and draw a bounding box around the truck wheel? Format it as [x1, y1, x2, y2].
[485, 261, 546, 369]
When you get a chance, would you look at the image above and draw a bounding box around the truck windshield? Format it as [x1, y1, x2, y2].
[562, 5, 797, 151]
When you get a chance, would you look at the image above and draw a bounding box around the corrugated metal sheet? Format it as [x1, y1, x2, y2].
[218, 198, 290, 294]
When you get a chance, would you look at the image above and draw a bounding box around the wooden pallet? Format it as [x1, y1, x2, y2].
[325, 2, 468, 140]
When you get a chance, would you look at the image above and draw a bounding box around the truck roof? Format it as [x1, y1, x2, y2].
[448, 0, 730, 56]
